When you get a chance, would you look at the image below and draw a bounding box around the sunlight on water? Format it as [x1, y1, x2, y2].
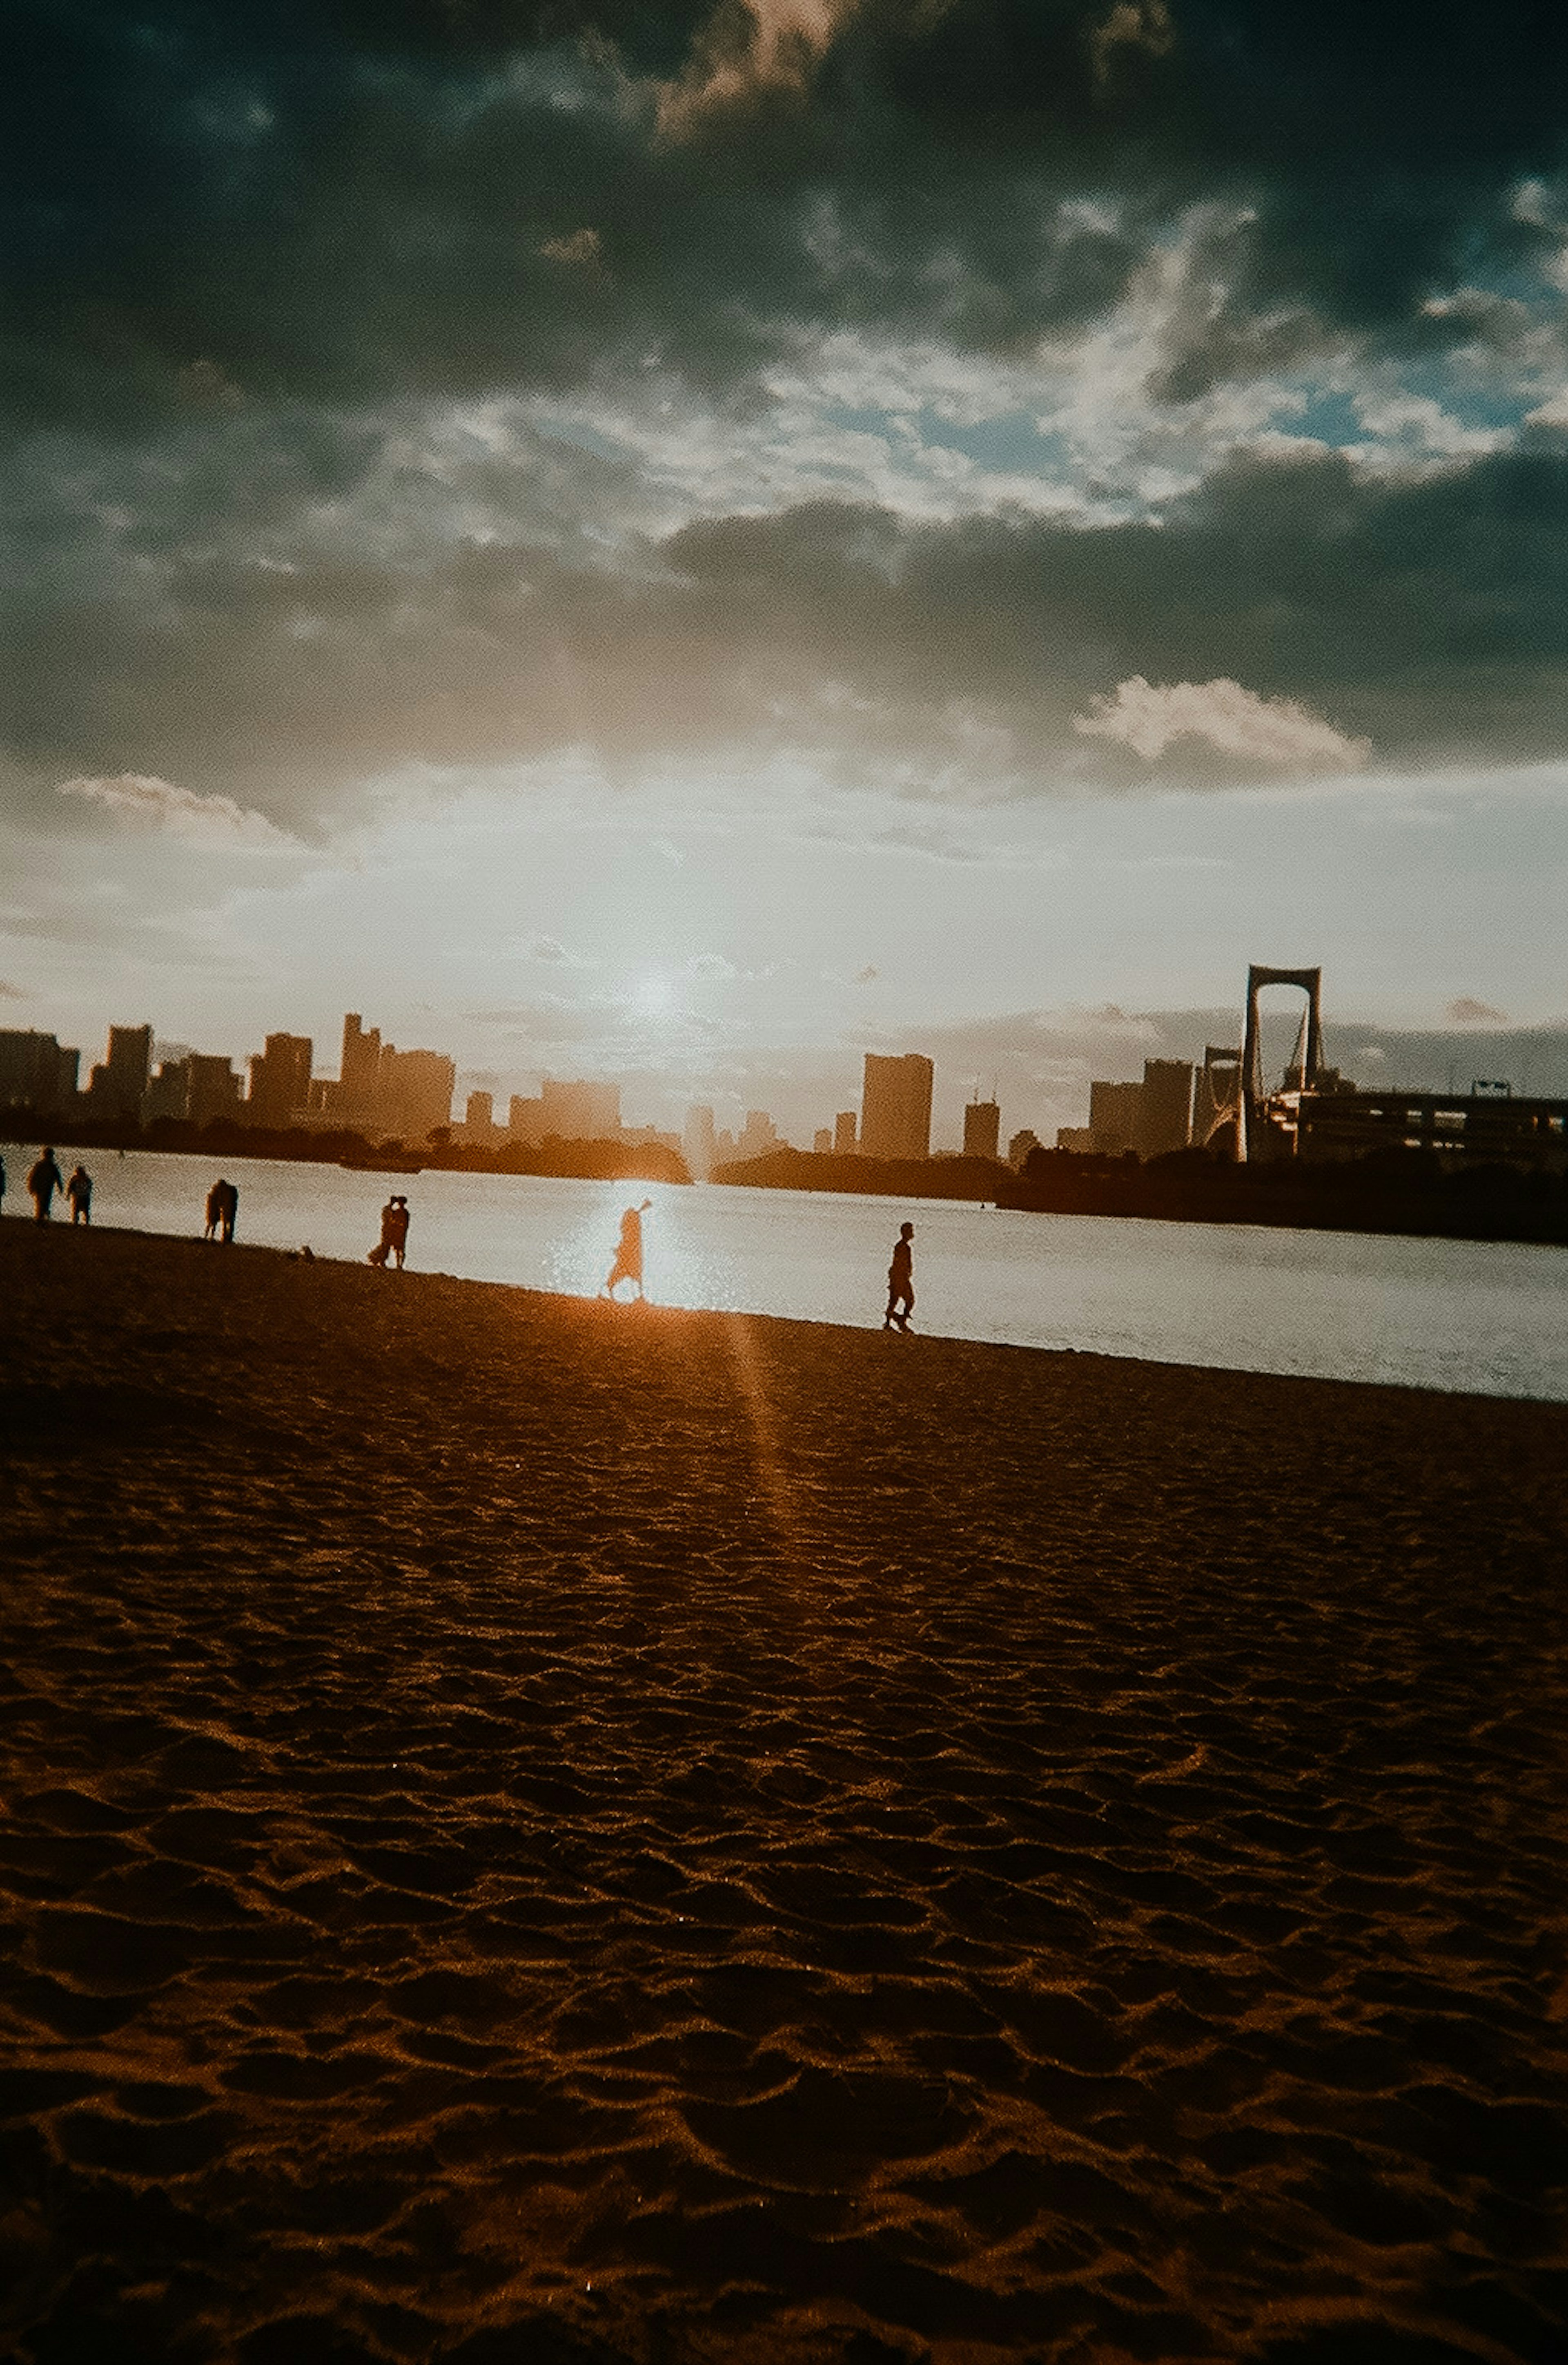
[7, 1145, 1567, 1401]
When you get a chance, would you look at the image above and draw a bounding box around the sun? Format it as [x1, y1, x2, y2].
[630, 972, 675, 1020]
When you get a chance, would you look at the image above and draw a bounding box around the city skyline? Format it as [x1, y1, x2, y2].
[8, 984, 1568, 1163]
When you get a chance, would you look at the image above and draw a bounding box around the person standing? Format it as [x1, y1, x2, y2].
[883, 1220, 915, 1331]
[601, 1199, 653, 1302]
[66, 1165, 93, 1225]
[383, 1194, 410, 1269]
[28, 1147, 64, 1224]
[206, 1178, 238, 1243]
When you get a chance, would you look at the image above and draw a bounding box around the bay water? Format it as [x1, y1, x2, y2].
[6, 1143, 1565, 1402]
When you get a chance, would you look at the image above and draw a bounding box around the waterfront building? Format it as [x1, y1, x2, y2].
[1088, 1079, 1141, 1155]
[737, 1108, 782, 1160]
[814, 1127, 832, 1154]
[86, 1023, 152, 1121]
[833, 1109, 858, 1156]
[684, 1104, 717, 1180]
[861, 1052, 933, 1161]
[186, 1053, 244, 1129]
[1136, 1060, 1194, 1159]
[963, 1099, 1001, 1160]
[0, 1030, 80, 1114]
[247, 1032, 313, 1128]
[1009, 1129, 1042, 1167]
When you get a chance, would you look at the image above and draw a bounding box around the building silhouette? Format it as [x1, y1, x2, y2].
[813, 1127, 832, 1154]
[87, 1024, 152, 1121]
[1088, 1078, 1141, 1155]
[737, 1108, 782, 1160]
[247, 1033, 313, 1128]
[1136, 1060, 1194, 1158]
[508, 1078, 621, 1142]
[684, 1103, 717, 1180]
[1086, 1062, 1194, 1158]
[0, 1030, 80, 1114]
[318, 1013, 454, 1140]
[187, 1054, 244, 1128]
[963, 1098, 1001, 1160]
[861, 1052, 933, 1161]
[833, 1109, 858, 1155]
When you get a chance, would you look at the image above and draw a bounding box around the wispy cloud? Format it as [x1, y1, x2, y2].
[59, 773, 296, 847]
[1446, 995, 1510, 1025]
[1073, 677, 1371, 772]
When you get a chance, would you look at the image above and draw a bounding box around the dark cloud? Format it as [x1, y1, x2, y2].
[13, 0, 1566, 441]
[10, 1, 1568, 816]
[11, 432, 1568, 810]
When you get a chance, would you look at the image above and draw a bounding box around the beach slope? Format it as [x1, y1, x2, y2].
[2, 1225, 1566, 2363]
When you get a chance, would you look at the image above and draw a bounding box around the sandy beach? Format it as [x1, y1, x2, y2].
[2, 1222, 1566, 2365]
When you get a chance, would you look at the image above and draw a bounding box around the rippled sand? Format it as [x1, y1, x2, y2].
[2, 1223, 1566, 2364]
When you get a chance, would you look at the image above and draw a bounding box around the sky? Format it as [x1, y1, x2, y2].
[7, 0, 1568, 1144]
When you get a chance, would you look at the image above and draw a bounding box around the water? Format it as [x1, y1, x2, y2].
[5, 1142, 1566, 1402]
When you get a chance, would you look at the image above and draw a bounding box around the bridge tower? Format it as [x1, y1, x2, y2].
[1241, 965, 1323, 1161]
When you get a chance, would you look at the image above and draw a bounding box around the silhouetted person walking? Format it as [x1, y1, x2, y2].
[28, 1148, 64, 1224]
[66, 1165, 93, 1225]
[883, 1221, 915, 1330]
[0, 1152, 7, 1216]
[204, 1182, 222, 1240]
[601, 1199, 652, 1302]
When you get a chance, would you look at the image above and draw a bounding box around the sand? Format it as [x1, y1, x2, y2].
[1, 1222, 1566, 2365]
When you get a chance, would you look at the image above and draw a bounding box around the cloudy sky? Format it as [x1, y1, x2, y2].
[8, 0, 1568, 1140]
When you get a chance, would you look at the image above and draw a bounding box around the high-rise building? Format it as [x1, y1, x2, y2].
[186, 1054, 243, 1129]
[379, 1047, 456, 1142]
[0, 1031, 78, 1113]
[1088, 1079, 1141, 1155]
[861, 1053, 933, 1161]
[1055, 1126, 1094, 1154]
[962, 1099, 1001, 1160]
[1009, 1129, 1042, 1167]
[813, 1127, 832, 1154]
[1135, 1060, 1194, 1159]
[684, 1103, 716, 1180]
[247, 1032, 313, 1127]
[737, 1109, 781, 1160]
[463, 1089, 498, 1141]
[340, 1014, 382, 1121]
[833, 1109, 858, 1156]
[87, 1023, 152, 1121]
[144, 1061, 191, 1123]
[543, 1078, 620, 1139]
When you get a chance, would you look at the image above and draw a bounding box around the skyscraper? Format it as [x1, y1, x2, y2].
[0, 1031, 78, 1113]
[1089, 1078, 1141, 1155]
[684, 1103, 717, 1179]
[962, 1098, 1001, 1160]
[340, 1013, 382, 1123]
[247, 1033, 313, 1127]
[860, 1053, 933, 1161]
[833, 1109, 858, 1155]
[1135, 1060, 1194, 1159]
[87, 1023, 152, 1121]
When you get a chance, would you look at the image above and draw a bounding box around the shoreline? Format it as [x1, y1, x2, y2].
[4, 1221, 1566, 2363]
[8, 1211, 1568, 1409]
